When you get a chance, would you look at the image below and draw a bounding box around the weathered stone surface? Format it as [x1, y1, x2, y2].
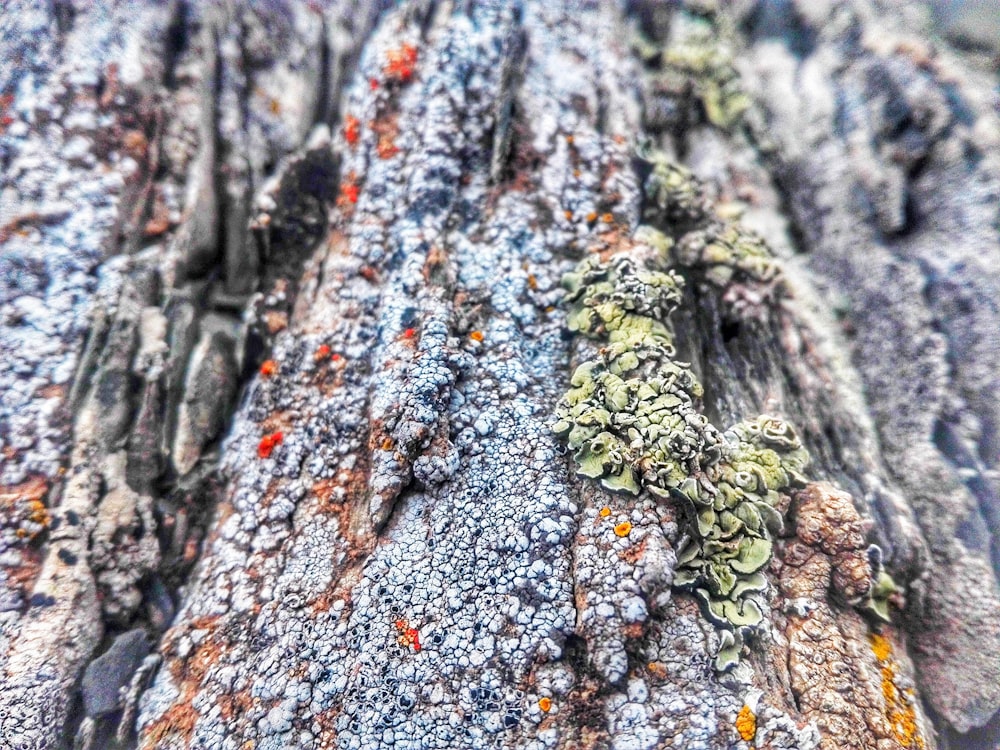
[1, 1, 999, 749]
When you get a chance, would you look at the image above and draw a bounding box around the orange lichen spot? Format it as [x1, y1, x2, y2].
[394, 619, 421, 652]
[538, 697, 552, 713]
[564, 210, 573, 220]
[27, 499, 50, 528]
[259, 359, 278, 377]
[599, 506, 611, 518]
[338, 181, 359, 206]
[331, 353, 342, 362]
[602, 212, 614, 224]
[586, 212, 598, 223]
[402, 327, 416, 339]
[381, 437, 394, 451]
[369, 77, 379, 91]
[343, 114, 361, 146]
[469, 330, 484, 342]
[384, 43, 418, 83]
[614, 521, 632, 537]
[871, 633, 926, 749]
[573, 169, 581, 178]
[646, 661, 668, 680]
[735, 705, 756, 742]
[257, 431, 284, 459]
[527, 274, 538, 290]
[377, 133, 400, 159]
[314, 344, 332, 361]
[359, 265, 380, 283]
[566, 135, 574, 144]
[269, 98, 281, 115]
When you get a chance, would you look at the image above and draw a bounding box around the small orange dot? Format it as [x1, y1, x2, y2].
[602, 213, 614, 224]
[573, 169, 581, 178]
[314, 344, 331, 360]
[331, 353, 342, 362]
[343, 114, 360, 146]
[258, 431, 284, 459]
[403, 327, 416, 339]
[538, 697, 552, 712]
[381, 437, 394, 451]
[566, 135, 574, 144]
[586, 212, 597, 223]
[469, 331, 484, 342]
[599, 506, 611, 517]
[527, 274, 538, 290]
[564, 210, 573, 220]
[259, 360, 278, 377]
[614, 521, 632, 537]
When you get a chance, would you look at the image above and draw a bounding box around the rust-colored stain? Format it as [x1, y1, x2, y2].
[870, 633, 925, 748]
[619, 536, 647, 565]
[736, 704, 756, 742]
[146, 617, 223, 746]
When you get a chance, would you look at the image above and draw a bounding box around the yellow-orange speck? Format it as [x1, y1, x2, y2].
[599, 506, 611, 518]
[736, 705, 756, 742]
[538, 697, 552, 713]
[469, 331, 484, 342]
[614, 521, 632, 537]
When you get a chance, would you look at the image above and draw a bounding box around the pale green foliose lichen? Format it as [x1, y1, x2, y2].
[635, 9, 749, 132]
[553, 240, 809, 671]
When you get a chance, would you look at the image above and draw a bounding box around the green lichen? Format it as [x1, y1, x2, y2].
[637, 10, 749, 132]
[638, 146, 785, 306]
[553, 236, 809, 671]
[676, 223, 781, 288]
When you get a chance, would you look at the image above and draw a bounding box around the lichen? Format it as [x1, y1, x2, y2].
[735, 704, 756, 742]
[553, 232, 809, 671]
[635, 9, 749, 132]
[870, 633, 927, 749]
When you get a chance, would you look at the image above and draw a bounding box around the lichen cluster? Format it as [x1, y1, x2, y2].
[553, 237, 808, 670]
[636, 9, 749, 132]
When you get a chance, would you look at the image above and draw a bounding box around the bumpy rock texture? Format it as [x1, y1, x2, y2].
[1, 1, 999, 749]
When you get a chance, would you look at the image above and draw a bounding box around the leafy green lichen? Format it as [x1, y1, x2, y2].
[553, 234, 809, 671]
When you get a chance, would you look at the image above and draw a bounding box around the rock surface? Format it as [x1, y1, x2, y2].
[0, 1, 998, 749]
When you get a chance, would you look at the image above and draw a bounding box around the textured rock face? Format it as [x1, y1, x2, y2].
[1, 1, 999, 749]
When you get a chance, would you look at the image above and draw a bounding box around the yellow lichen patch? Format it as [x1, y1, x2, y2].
[469, 331, 484, 342]
[870, 633, 925, 749]
[538, 696, 552, 713]
[735, 704, 756, 742]
[599, 506, 611, 518]
[870, 633, 892, 662]
[614, 521, 632, 537]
